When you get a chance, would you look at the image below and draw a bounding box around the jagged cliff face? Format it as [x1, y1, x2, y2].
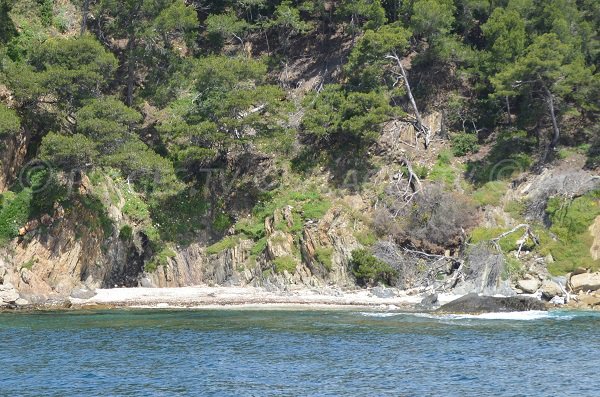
[147, 206, 359, 289]
[0, 201, 143, 302]
[0, 201, 361, 300]
[0, 128, 29, 193]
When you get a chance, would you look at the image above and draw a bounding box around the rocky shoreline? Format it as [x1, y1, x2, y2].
[0, 284, 579, 313]
[3, 266, 600, 312]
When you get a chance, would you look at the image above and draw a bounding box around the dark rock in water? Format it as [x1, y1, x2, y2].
[419, 293, 439, 310]
[437, 293, 546, 313]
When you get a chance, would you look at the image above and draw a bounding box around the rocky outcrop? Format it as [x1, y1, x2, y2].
[146, 207, 360, 290]
[0, 128, 29, 193]
[519, 168, 600, 221]
[0, 282, 20, 307]
[0, 200, 141, 303]
[437, 293, 546, 313]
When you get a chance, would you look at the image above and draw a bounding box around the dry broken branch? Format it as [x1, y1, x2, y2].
[385, 51, 431, 149]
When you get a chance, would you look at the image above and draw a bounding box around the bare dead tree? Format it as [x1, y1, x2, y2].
[385, 51, 431, 148]
[489, 223, 539, 258]
[80, 0, 90, 35]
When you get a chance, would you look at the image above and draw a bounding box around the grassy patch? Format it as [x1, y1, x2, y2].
[21, 258, 35, 270]
[557, 144, 590, 159]
[301, 199, 331, 220]
[502, 255, 524, 280]
[273, 255, 297, 274]
[355, 229, 377, 246]
[145, 246, 176, 273]
[250, 237, 268, 256]
[473, 181, 507, 207]
[206, 236, 240, 255]
[429, 150, 459, 186]
[212, 212, 232, 232]
[469, 226, 521, 253]
[504, 200, 526, 219]
[540, 191, 600, 274]
[315, 246, 334, 271]
[122, 192, 150, 223]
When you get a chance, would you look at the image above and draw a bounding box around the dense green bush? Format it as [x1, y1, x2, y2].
[0, 189, 32, 243]
[0, 104, 20, 137]
[451, 132, 479, 156]
[273, 255, 297, 274]
[351, 249, 396, 286]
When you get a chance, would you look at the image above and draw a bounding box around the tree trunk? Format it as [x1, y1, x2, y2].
[505, 95, 511, 125]
[386, 52, 430, 148]
[542, 85, 560, 149]
[126, 30, 136, 106]
[80, 0, 90, 35]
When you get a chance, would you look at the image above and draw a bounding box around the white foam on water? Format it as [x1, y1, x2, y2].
[413, 311, 550, 321]
[358, 312, 402, 318]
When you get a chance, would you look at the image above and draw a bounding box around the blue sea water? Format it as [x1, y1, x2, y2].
[0, 309, 599, 396]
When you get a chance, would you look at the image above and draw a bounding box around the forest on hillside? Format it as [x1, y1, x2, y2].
[0, 0, 598, 284]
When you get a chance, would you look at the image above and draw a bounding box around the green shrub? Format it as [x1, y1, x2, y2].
[473, 181, 507, 206]
[355, 229, 377, 246]
[0, 104, 21, 137]
[213, 212, 232, 232]
[119, 225, 133, 241]
[206, 236, 239, 255]
[302, 199, 331, 219]
[0, 189, 32, 243]
[80, 196, 113, 237]
[351, 249, 397, 286]
[315, 246, 334, 271]
[273, 255, 297, 274]
[235, 217, 266, 240]
[145, 247, 176, 273]
[123, 193, 150, 223]
[250, 237, 268, 256]
[451, 132, 479, 156]
[150, 189, 208, 242]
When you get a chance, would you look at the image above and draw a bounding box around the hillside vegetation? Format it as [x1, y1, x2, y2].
[0, 0, 598, 289]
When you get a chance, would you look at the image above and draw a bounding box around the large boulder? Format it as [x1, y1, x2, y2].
[540, 280, 563, 300]
[0, 282, 20, 306]
[516, 278, 540, 294]
[569, 272, 600, 293]
[436, 293, 546, 313]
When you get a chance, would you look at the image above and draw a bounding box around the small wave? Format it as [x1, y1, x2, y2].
[413, 311, 550, 321]
[358, 312, 402, 318]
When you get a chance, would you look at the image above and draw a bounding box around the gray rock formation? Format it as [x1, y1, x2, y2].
[437, 293, 546, 313]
